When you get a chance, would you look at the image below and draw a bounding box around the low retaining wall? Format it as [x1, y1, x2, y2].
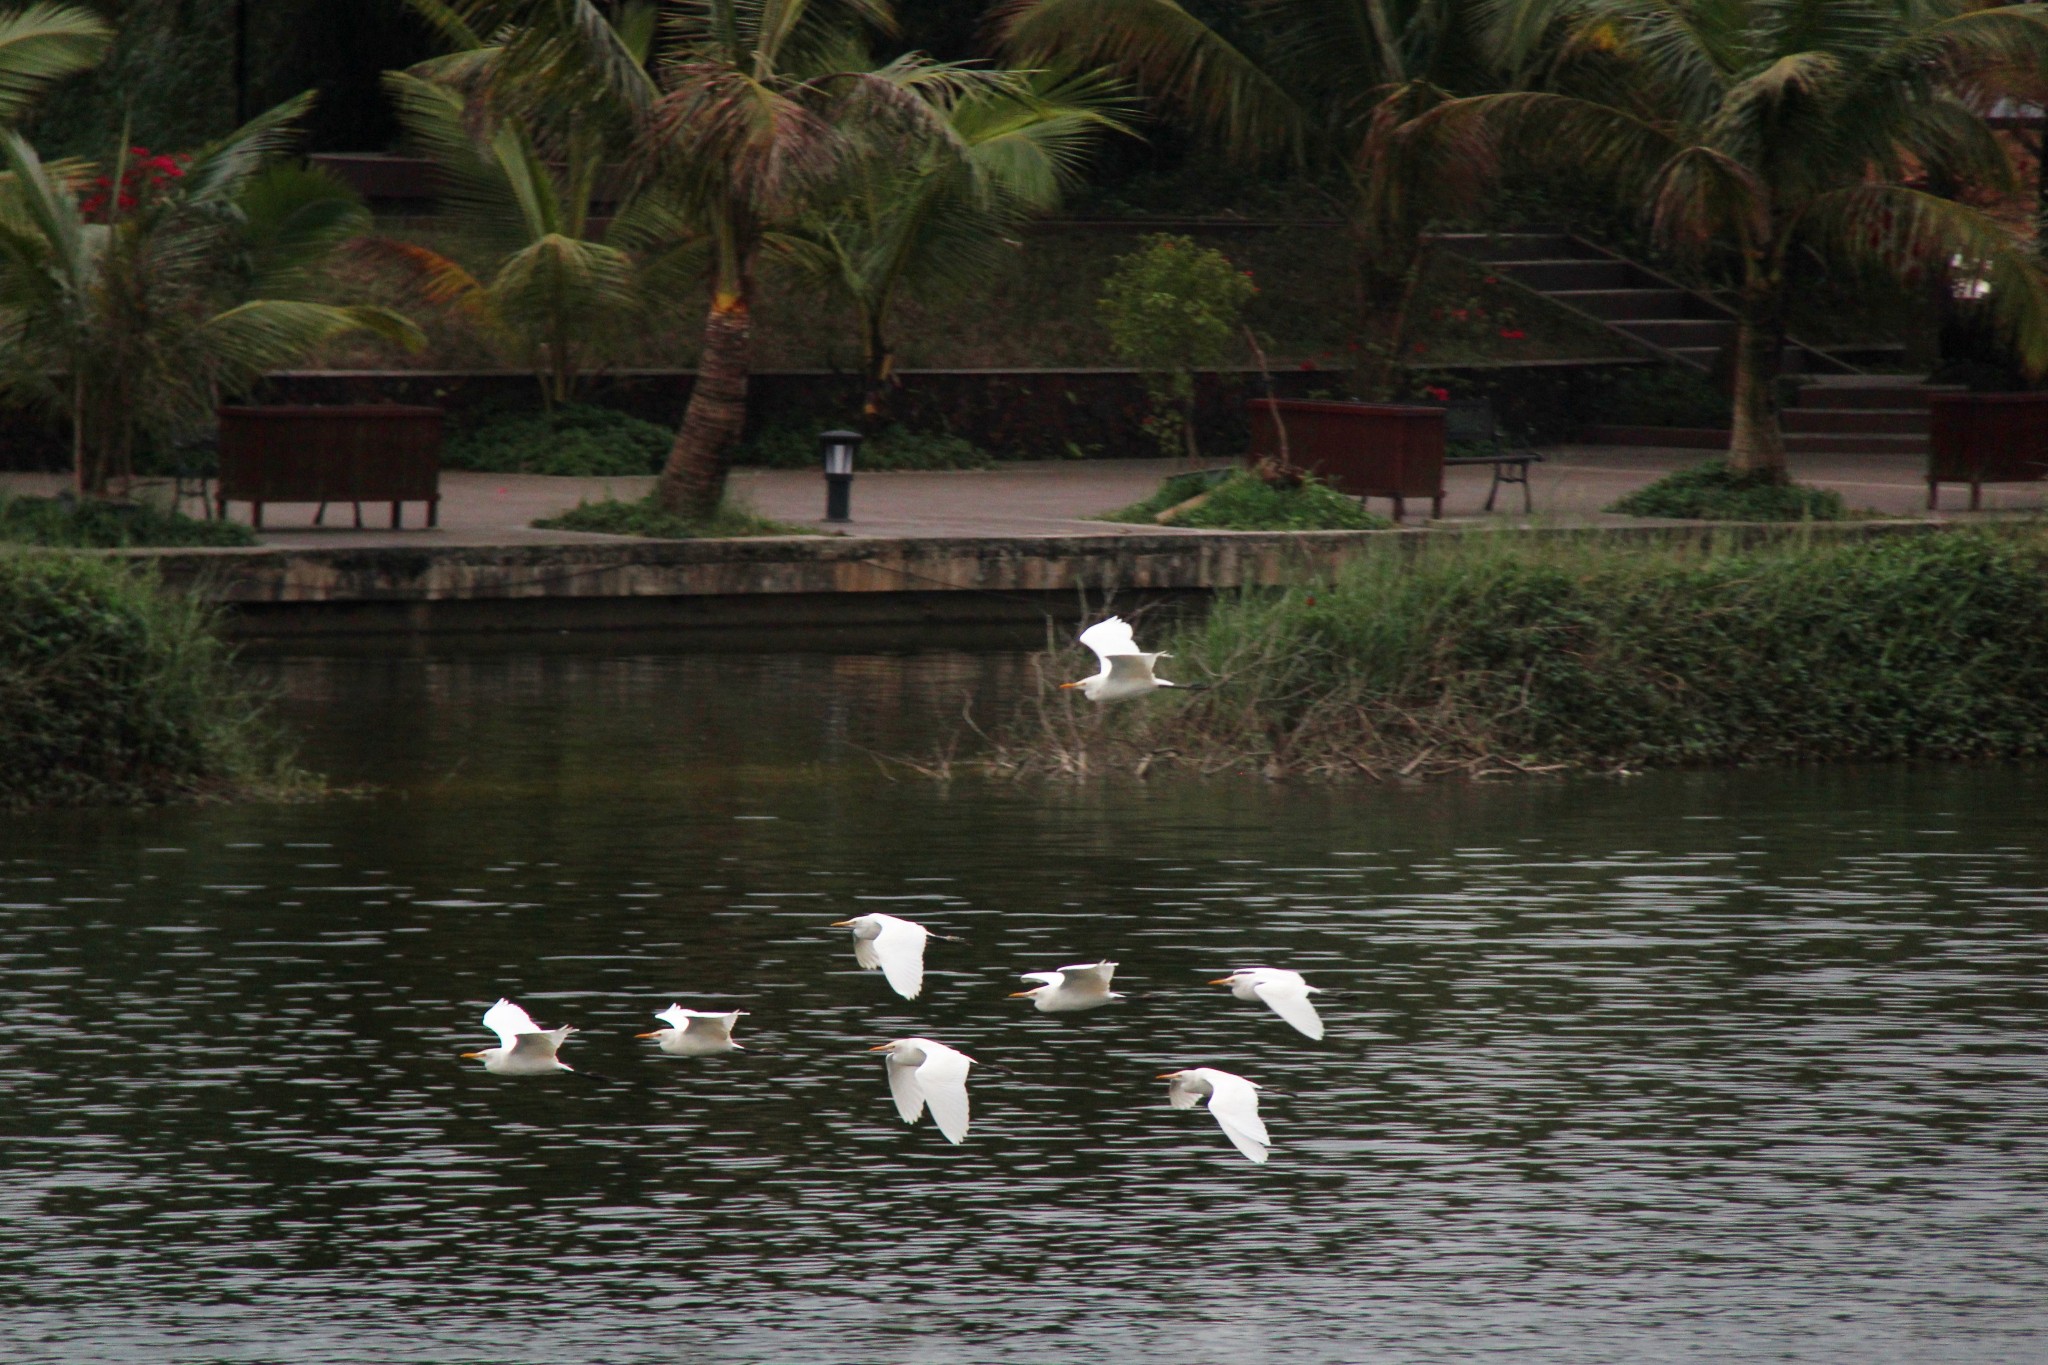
[128, 531, 1387, 637]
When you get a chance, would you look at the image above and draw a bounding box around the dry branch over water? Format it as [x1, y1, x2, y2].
[969, 529, 2048, 781]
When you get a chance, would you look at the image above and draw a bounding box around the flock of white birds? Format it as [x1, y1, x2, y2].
[464, 617, 1319, 1164]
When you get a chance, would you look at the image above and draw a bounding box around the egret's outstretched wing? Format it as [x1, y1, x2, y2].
[885, 1057, 927, 1125]
[1059, 961, 1117, 989]
[1079, 616, 1138, 668]
[852, 934, 882, 971]
[1201, 1070, 1270, 1163]
[872, 917, 929, 1000]
[1253, 977, 1325, 1041]
[684, 1011, 743, 1041]
[508, 1027, 571, 1066]
[654, 1004, 691, 1030]
[1103, 654, 1158, 690]
[916, 1047, 975, 1144]
[1019, 971, 1062, 988]
[1165, 1075, 1204, 1110]
[483, 998, 539, 1050]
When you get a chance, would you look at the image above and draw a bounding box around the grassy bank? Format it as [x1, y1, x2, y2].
[977, 528, 2048, 780]
[1, 493, 257, 547]
[1, 554, 311, 810]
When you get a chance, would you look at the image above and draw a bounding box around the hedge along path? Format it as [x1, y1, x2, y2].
[976, 528, 2048, 781]
[0, 553, 308, 810]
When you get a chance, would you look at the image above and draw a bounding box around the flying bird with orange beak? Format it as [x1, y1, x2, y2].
[1061, 616, 1179, 703]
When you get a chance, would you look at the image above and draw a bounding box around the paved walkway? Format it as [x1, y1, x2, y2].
[5, 448, 2041, 546]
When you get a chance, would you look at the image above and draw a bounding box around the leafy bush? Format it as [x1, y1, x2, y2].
[1609, 461, 1847, 521]
[443, 405, 674, 476]
[1099, 234, 1258, 458]
[733, 419, 992, 470]
[1103, 469, 1392, 530]
[533, 493, 808, 539]
[1, 553, 307, 809]
[982, 529, 2048, 778]
[0, 494, 256, 548]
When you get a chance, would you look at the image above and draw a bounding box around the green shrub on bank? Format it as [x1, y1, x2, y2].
[0, 495, 257, 548]
[1, 554, 309, 810]
[985, 530, 2048, 778]
[443, 405, 675, 477]
[733, 419, 992, 470]
[1609, 462, 1848, 521]
[533, 494, 810, 539]
[1103, 469, 1393, 530]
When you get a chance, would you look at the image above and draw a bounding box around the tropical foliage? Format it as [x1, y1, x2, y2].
[1416, 0, 2048, 476]
[0, 96, 419, 494]
[1097, 232, 1257, 458]
[0, 1, 106, 127]
[775, 70, 1124, 426]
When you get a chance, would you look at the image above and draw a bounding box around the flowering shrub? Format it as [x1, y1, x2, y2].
[78, 147, 189, 221]
[1098, 234, 1259, 459]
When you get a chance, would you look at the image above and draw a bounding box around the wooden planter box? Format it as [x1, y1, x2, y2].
[1927, 392, 2048, 509]
[216, 405, 443, 530]
[1248, 398, 1446, 520]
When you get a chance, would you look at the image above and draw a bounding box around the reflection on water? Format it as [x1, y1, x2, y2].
[4, 648, 2048, 1363]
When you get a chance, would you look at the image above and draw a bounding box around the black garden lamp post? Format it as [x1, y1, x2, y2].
[820, 429, 862, 522]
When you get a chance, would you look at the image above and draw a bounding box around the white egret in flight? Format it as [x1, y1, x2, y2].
[870, 1037, 978, 1144]
[462, 998, 577, 1075]
[1009, 961, 1123, 1012]
[832, 912, 943, 1000]
[1212, 967, 1326, 1040]
[1061, 616, 1179, 703]
[1159, 1067, 1270, 1163]
[638, 1006, 747, 1055]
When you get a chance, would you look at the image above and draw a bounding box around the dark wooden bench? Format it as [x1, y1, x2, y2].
[1927, 391, 2048, 510]
[1442, 398, 1542, 513]
[216, 405, 443, 530]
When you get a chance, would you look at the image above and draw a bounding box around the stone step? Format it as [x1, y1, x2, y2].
[1614, 318, 1739, 348]
[1796, 382, 1955, 410]
[1502, 259, 1644, 291]
[1551, 287, 1700, 320]
[1783, 408, 1931, 435]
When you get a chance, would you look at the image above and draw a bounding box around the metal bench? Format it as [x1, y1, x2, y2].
[1442, 398, 1542, 512]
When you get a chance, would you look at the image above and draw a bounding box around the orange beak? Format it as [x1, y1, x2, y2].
[830, 919, 855, 927]
[1059, 681, 1081, 689]
[635, 1030, 662, 1039]
[1156, 1072, 1181, 1080]
[1208, 977, 1235, 985]
[1007, 989, 1036, 998]
[460, 1051, 484, 1060]
[868, 1042, 896, 1052]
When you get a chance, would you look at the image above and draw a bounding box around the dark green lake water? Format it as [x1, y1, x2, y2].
[5, 645, 2047, 1363]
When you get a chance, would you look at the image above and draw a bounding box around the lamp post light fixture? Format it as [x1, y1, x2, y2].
[820, 428, 862, 522]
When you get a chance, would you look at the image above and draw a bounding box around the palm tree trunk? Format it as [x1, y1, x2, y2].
[1726, 271, 1789, 480]
[861, 309, 894, 431]
[659, 274, 753, 521]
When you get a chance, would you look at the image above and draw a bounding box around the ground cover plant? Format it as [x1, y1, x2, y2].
[533, 494, 809, 539]
[442, 405, 674, 477]
[973, 529, 2048, 780]
[1102, 468, 1391, 531]
[1609, 463, 1848, 522]
[0, 552, 308, 809]
[0, 492, 256, 547]
[733, 418, 992, 471]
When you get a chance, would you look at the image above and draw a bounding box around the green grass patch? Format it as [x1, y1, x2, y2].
[443, 404, 674, 477]
[533, 492, 811, 539]
[981, 528, 2048, 779]
[1608, 461, 1848, 521]
[0, 493, 257, 548]
[1102, 468, 1393, 531]
[1, 553, 314, 810]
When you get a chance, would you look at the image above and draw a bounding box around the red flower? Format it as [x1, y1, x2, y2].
[1425, 386, 1450, 401]
[1411, 342, 1428, 354]
[1451, 308, 1469, 321]
[1499, 328, 1527, 341]
[1482, 275, 1499, 285]
[1298, 359, 1318, 371]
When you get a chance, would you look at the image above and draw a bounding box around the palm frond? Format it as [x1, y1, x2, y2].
[236, 163, 373, 297]
[179, 92, 319, 208]
[999, 0, 1309, 164]
[0, 2, 109, 126]
[202, 301, 424, 386]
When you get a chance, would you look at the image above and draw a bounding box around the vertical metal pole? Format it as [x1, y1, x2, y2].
[824, 473, 852, 522]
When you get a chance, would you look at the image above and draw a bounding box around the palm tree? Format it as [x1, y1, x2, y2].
[0, 2, 109, 127]
[427, 0, 1012, 520]
[1419, 0, 2048, 477]
[774, 71, 1124, 427]
[0, 96, 420, 495]
[372, 67, 702, 407]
